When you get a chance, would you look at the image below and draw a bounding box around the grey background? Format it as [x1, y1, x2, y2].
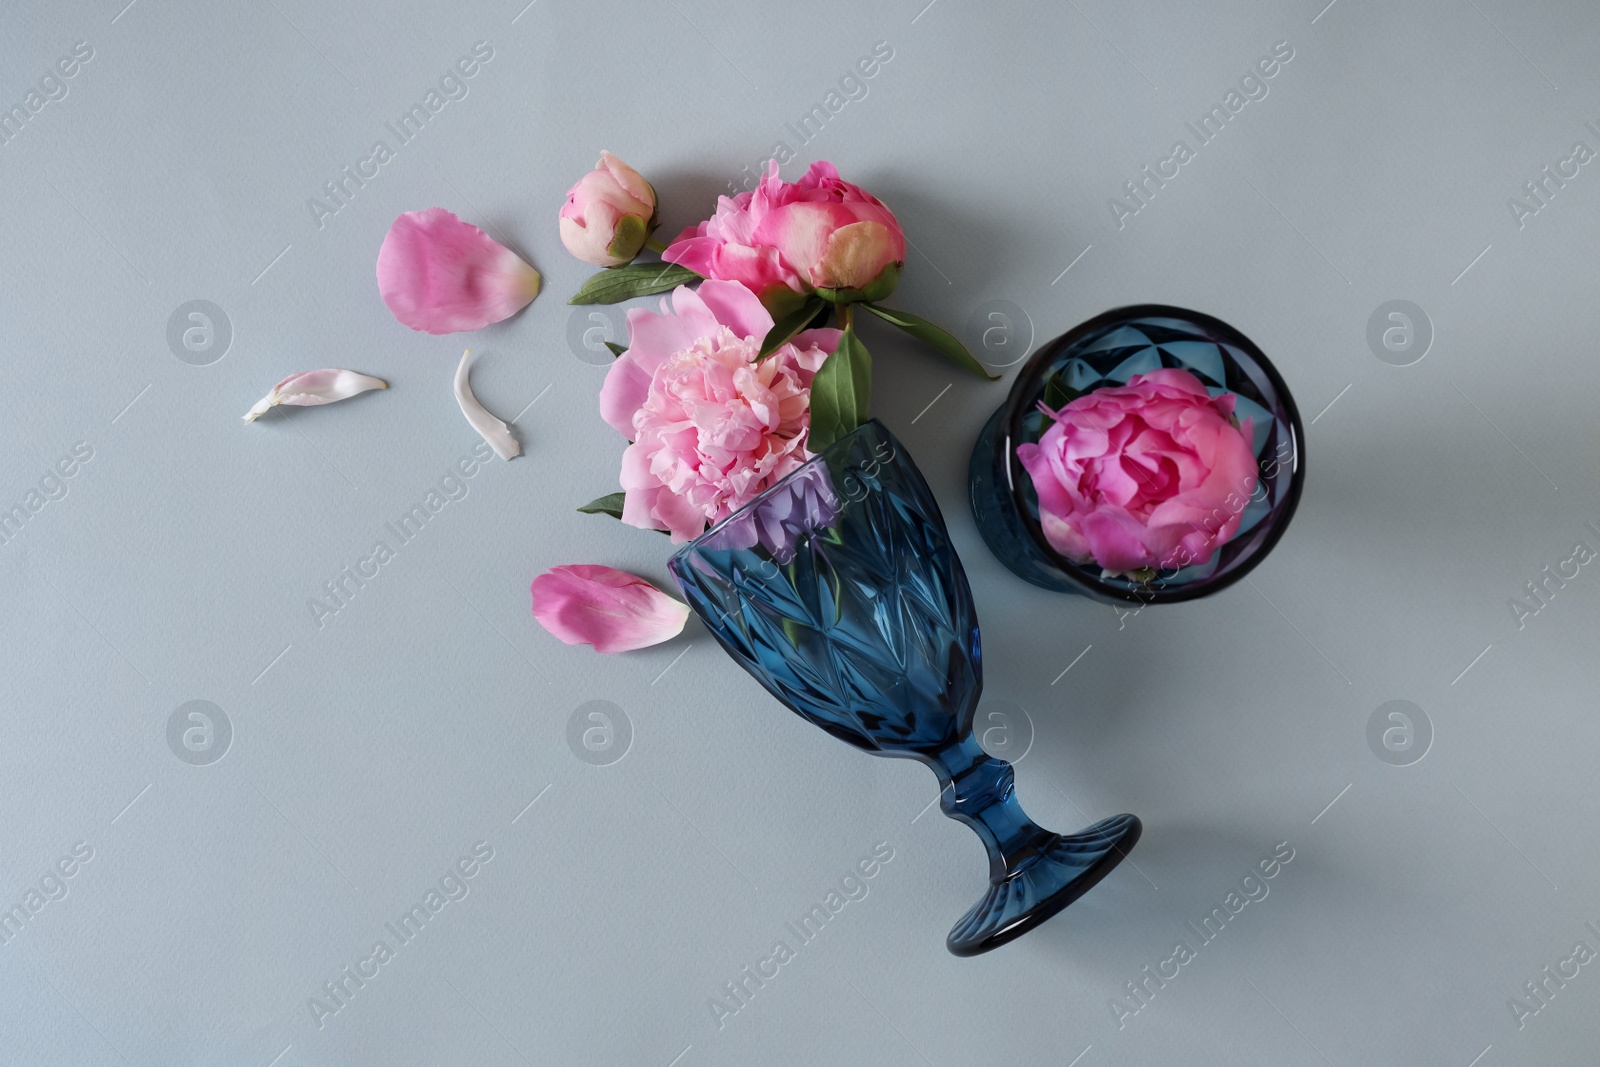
[2, 0, 1597, 1064]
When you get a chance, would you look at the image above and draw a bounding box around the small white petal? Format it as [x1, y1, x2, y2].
[243, 369, 387, 422]
[454, 349, 521, 460]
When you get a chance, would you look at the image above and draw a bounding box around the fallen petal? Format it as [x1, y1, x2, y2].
[530, 565, 689, 653]
[243, 369, 386, 422]
[454, 348, 521, 459]
[377, 208, 541, 334]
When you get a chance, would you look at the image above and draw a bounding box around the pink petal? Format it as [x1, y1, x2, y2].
[796, 160, 842, 188]
[659, 231, 720, 274]
[789, 327, 842, 359]
[667, 285, 727, 340]
[815, 220, 902, 289]
[751, 201, 856, 278]
[598, 150, 655, 208]
[620, 484, 660, 530]
[530, 565, 690, 654]
[599, 292, 707, 436]
[783, 328, 842, 377]
[377, 208, 541, 334]
[1132, 368, 1209, 397]
[625, 292, 708, 363]
[1077, 510, 1158, 573]
[1017, 441, 1079, 519]
[618, 442, 655, 492]
[662, 223, 804, 297]
[789, 328, 841, 354]
[1039, 510, 1092, 562]
[598, 348, 656, 437]
[652, 489, 713, 543]
[695, 279, 775, 342]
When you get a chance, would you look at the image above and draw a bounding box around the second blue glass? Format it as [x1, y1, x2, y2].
[969, 305, 1306, 604]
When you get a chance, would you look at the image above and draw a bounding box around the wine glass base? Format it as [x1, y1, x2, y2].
[946, 813, 1142, 957]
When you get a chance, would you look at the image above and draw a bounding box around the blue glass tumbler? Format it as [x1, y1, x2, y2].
[669, 420, 1140, 956]
[969, 305, 1306, 605]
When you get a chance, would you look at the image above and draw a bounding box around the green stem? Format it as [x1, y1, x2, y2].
[838, 302, 854, 331]
[644, 235, 669, 254]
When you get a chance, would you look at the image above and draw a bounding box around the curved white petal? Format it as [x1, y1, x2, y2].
[454, 349, 521, 460]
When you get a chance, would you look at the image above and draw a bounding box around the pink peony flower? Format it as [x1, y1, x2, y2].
[599, 279, 841, 542]
[559, 151, 658, 267]
[377, 208, 541, 334]
[1016, 368, 1259, 575]
[531, 565, 689, 653]
[661, 161, 905, 312]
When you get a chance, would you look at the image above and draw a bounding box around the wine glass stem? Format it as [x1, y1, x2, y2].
[924, 735, 1056, 883]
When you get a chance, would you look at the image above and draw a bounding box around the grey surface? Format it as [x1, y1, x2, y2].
[3, 0, 1598, 1064]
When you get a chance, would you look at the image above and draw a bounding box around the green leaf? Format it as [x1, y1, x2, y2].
[759, 295, 827, 360]
[604, 341, 627, 358]
[860, 303, 999, 380]
[577, 492, 626, 519]
[568, 262, 702, 305]
[1041, 374, 1082, 412]
[808, 327, 872, 452]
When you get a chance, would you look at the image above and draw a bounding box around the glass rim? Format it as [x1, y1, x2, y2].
[999, 304, 1307, 604]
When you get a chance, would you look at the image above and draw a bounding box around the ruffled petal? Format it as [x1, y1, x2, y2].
[695, 279, 775, 342]
[1024, 367, 1259, 572]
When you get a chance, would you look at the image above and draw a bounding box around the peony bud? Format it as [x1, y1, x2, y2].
[558, 151, 658, 267]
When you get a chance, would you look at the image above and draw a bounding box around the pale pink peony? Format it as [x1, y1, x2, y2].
[559, 151, 657, 267]
[599, 280, 841, 542]
[531, 565, 688, 653]
[661, 161, 905, 312]
[1016, 368, 1259, 575]
[377, 208, 540, 334]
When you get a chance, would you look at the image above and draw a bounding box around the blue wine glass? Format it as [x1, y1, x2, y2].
[669, 420, 1140, 956]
